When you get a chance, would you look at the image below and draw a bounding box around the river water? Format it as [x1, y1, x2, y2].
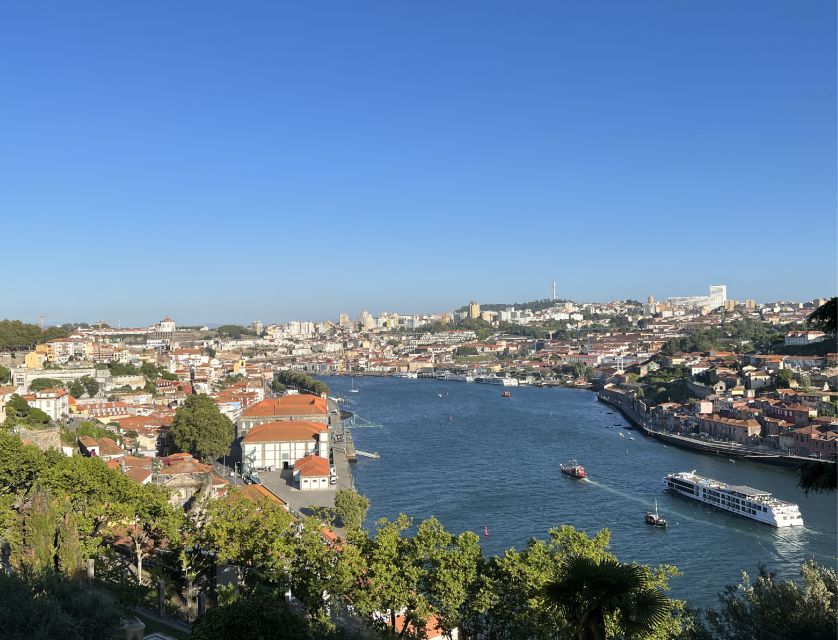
[324, 376, 837, 607]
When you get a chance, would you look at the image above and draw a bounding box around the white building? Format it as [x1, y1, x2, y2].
[293, 454, 331, 491]
[24, 388, 70, 421]
[785, 331, 827, 346]
[241, 420, 329, 469]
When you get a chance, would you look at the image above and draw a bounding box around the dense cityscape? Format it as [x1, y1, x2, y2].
[3, 1, 835, 639]
[0, 287, 835, 639]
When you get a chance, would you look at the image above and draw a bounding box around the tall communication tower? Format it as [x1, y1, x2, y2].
[552, 280, 558, 301]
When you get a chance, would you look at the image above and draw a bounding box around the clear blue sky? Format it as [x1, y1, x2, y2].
[1, 1, 835, 326]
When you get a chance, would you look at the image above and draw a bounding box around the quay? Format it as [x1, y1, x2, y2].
[253, 397, 356, 517]
[597, 390, 824, 469]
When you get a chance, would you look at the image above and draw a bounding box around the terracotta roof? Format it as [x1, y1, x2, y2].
[241, 394, 327, 418]
[97, 437, 124, 457]
[235, 483, 287, 507]
[294, 455, 330, 477]
[123, 455, 152, 468]
[243, 420, 327, 443]
[126, 467, 152, 484]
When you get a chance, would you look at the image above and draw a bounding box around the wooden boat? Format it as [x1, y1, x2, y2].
[645, 500, 667, 528]
[560, 460, 587, 479]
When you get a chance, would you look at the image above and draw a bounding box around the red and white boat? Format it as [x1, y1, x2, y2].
[560, 460, 587, 479]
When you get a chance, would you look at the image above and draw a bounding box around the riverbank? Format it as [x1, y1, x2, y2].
[596, 391, 821, 469]
[323, 375, 837, 608]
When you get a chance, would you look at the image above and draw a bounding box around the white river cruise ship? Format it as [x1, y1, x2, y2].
[665, 471, 804, 527]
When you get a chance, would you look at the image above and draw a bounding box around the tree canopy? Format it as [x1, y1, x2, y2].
[806, 297, 837, 334]
[273, 370, 329, 396]
[688, 559, 837, 640]
[171, 394, 235, 461]
[334, 488, 370, 534]
[0, 320, 69, 350]
[29, 377, 65, 392]
[0, 571, 124, 640]
[215, 324, 257, 339]
[3, 394, 51, 427]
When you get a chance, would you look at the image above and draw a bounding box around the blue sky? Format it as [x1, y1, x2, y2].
[1, 1, 835, 326]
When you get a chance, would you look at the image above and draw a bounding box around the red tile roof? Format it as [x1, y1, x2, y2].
[241, 394, 327, 418]
[294, 455, 330, 477]
[242, 420, 327, 443]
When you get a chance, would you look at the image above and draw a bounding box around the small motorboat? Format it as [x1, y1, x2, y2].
[560, 460, 587, 479]
[645, 500, 667, 528]
[502, 390, 511, 398]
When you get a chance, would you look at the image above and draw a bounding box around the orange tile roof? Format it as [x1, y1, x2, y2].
[242, 420, 327, 443]
[126, 467, 152, 484]
[294, 455, 330, 477]
[97, 437, 124, 457]
[235, 483, 287, 507]
[241, 394, 327, 418]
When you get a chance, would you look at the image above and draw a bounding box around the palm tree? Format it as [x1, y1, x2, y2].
[543, 555, 673, 640]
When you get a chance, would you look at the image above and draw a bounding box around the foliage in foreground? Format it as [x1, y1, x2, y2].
[686, 559, 837, 640]
[0, 570, 123, 640]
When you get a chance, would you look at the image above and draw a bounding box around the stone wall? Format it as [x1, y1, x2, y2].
[16, 426, 62, 452]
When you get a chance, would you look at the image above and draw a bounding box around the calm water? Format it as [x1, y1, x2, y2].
[325, 376, 837, 607]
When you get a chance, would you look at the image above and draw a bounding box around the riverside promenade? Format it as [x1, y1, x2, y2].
[597, 390, 822, 468]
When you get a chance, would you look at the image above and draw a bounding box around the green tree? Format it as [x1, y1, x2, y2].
[806, 297, 837, 334]
[56, 511, 83, 576]
[0, 364, 9, 383]
[334, 489, 370, 534]
[140, 361, 160, 379]
[192, 586, 312, 640]
[29, 377, 64, 392]
[215, 324, 256, 339]
[412, 517, 487, 640]
[0, 571, 123, 640]
[289, 516, 365, 625]
[543, 556, 673, 640]
[273, 370, 329, 396]
[121, 482, 181, 585]
[797, 460, 837, 494]
[198, 493, 296, 587]
[690, 559, 837, 640]
[106, 361, 139, 376]
[351, 514, 428, 635]
[3, 394, 50, 427]
[67, 380, 84, 398]
[171, 394, 235, 460]
[17, 491, 59, 572]
[80, 375, 99, 398]
[39, 455, 138, 558]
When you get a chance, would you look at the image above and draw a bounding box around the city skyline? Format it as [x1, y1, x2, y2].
[2, 2, 835, 323]
[4, 282, 830, 329]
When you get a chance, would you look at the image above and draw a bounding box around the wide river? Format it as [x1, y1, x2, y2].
[324, 376, 837, 607]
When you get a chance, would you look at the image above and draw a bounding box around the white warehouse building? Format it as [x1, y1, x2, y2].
[241, 420, 329, 470]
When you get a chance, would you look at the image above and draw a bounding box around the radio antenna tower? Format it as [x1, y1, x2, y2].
[552, 280, 557, 301]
